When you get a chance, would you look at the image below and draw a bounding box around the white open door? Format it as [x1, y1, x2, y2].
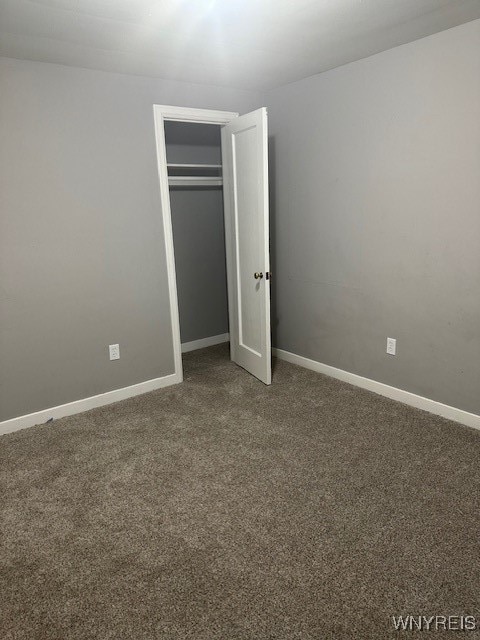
[222, 107, 271, 385]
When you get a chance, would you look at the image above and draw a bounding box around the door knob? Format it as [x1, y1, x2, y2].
[254, 272, 264, 279]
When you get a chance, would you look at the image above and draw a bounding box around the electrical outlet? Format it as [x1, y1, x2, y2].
[109, 344, 120, 360]
[386, 337, 396, 356]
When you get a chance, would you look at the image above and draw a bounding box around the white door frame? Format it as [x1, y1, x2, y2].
[153, 105, 239, 382]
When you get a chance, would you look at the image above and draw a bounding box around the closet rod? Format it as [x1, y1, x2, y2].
[168, 176, 223, 187]
[167, 163, 222, 169]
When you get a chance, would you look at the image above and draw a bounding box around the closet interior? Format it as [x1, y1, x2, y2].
[164, 121, 229, 351]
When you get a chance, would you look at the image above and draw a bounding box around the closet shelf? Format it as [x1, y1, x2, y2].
[167, 162, 223, 187]
[168, 176, 223, 187]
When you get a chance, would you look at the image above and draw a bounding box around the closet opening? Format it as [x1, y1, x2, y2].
[164, 121, 230, 357]
[154, 104, 271, 386]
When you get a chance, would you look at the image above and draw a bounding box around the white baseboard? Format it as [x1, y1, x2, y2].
[273, 348, 480, 431]
[0, 372, 182, 437]
[181, 333, 229, 353]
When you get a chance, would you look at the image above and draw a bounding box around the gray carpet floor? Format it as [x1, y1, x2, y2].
[1, 344, 480, 639]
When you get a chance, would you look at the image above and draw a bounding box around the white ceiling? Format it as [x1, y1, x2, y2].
[0, 0, 479, 90]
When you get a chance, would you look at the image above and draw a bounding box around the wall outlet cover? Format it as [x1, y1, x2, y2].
[386, 337, 396, 356]
[109, 344, 120, 360]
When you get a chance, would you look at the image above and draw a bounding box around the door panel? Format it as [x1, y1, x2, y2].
[222, 108, 271, 385]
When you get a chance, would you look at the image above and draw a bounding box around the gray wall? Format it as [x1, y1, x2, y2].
[170, 189, 228, 344]
[0, 57, 260, 422]
[266, 19, 480, 415]
[165, 121, 222, 165]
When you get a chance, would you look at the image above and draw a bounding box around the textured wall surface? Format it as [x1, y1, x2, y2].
[266, 20, 480, 414]
[0, 57, 260, 421]
[170, 188, 228, 344]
